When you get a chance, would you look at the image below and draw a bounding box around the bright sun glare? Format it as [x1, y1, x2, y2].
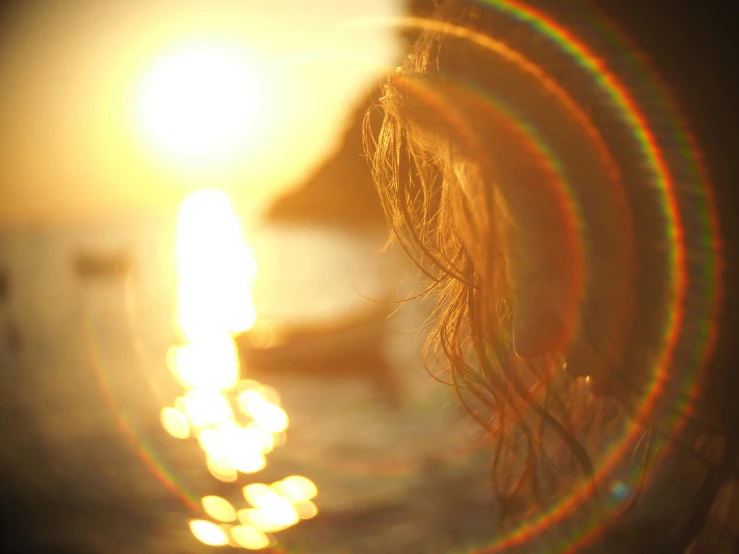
[167, 189, 317, 548]
[175, 189, 257, 344]
[135, 41, 264, 167]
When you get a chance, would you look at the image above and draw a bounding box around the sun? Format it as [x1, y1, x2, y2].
[134, 40, 265, 168]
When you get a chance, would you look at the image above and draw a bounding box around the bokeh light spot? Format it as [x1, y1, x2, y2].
[206, 455, 238, 483]
[189, 519, 229, 546]
[182, 389, 235, 429]
[202, 495, 238, 523]
[293, 500, 318, 520]
[243, 483, 272, 507]
[160, 406, 191, 439]
[231, 525, 271, 550]
[280, 475, 318, 502]
[239, 392, 289, 433]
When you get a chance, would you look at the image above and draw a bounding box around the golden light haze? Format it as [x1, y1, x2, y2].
[0, 0, 403, 226]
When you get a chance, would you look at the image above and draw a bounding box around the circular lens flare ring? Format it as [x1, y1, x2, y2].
[347, 3, 719, 552]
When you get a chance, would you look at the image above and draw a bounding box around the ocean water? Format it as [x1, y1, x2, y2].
[0, 216, 497, 554]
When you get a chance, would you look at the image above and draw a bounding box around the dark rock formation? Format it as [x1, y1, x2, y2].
[265, 94, 386, 230]
[265, 0, 438, 231]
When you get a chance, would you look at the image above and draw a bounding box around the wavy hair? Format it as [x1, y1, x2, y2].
[361, 1, 643, 526]
[363, 1, 738, 548]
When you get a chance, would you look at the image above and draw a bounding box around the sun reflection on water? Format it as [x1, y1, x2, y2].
[162, 189, 317, 548]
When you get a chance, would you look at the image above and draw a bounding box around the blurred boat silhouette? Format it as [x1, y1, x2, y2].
[73, 248, 133, 280]
[235, 302, 402, 407]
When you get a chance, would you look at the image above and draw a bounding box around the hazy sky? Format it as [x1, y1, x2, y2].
[0, 0, 404, 226]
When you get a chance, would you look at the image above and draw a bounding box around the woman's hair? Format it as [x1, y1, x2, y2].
[363, 0, 727, 537]
[363, 0, 634, 524]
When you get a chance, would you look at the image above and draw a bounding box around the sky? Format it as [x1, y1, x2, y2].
[0, 0, 404, 226]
